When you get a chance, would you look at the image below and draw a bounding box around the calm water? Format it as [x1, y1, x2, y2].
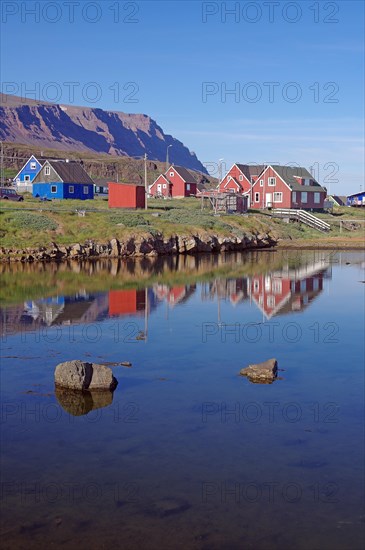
[1, 250, 364, 550]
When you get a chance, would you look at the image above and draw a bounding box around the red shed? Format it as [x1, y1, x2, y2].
[108, 182, 145, 209]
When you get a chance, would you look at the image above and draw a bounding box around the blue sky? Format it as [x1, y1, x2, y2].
[1, 0, 364, 193]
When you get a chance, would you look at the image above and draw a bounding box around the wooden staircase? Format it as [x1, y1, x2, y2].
[271, 209, 331, 232]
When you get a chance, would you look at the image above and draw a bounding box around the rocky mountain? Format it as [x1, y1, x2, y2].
[0, 93, 207, 174]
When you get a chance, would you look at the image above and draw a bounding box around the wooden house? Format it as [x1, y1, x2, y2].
[327, 195, 347, 207]
[32, 160, 94, 200]
[347, 191, 365, 207]
[250, 165, 327, 210]
[217, 164, 265, 198]
[149, 165, 197, 198]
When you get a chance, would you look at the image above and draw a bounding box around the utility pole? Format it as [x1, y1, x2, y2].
[166, 144, 172, 173]
[144, 153, 148, 210]
[0, 141, 4, 186]
[218, 158, 224, 186]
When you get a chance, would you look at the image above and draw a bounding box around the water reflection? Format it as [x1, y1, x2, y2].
[1, 249, 364, 550]
[247, 261, 331, 319]
[0, 252, 334, 337]
[55, 387, 115, 416]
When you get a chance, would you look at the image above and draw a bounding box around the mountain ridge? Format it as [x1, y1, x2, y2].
[0, 93, 207, 174]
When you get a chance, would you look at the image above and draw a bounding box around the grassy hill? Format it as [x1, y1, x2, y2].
[1, 142, 218, 188]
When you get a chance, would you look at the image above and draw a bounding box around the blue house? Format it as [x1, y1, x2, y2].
[32, 160, 94, 200]
[13, 155, 44, 184]
[347, 191, 365, 207]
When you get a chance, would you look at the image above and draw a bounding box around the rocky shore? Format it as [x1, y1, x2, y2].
[0, 231, 277, 262]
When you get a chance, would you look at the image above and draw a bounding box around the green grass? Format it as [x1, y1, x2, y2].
[0, 194, 364, 250]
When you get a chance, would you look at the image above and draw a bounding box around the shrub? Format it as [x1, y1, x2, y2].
[6, 211, 58, 231]
[109, 213, 150, 227]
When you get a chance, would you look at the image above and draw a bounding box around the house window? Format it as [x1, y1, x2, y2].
[314, 192, 320, 203]
[69, 185, 74, 194]
[267, 295, 275, 308]
[272, 280, 282, 294]
[83, 186, 89, 194]
[45, 166, 50, 176]
[253, 279, 260, 292]
[273, 192, 282, 203]
[170, 171, 174, 177]
[260, 179, 263, 187]
[265, 276, 271, 291]
[186, 184, 190, 191]
[24, 175, 30, 182]
[163, 183, 166, 189]
[255, 192, 260, 202]
[268, 177, 276, 186]
[51, 185, 57, 193]
[239, 175, 243, 181]
[30, 162, 37, 170]
[301, 191, 308, 203]
[292, 191, 297, 202]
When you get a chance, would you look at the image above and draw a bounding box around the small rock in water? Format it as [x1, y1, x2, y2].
[148, 497, 191, 518]
[240, 358, 278, 383]
[54, 360, 118, 391]
[121, 361, 132, 367]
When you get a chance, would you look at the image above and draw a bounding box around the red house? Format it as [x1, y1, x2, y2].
[149, 165, 197, 198]
[108, 182, 145, 209]
[218, 164, 265, 197]
[250, 165, 327, 210]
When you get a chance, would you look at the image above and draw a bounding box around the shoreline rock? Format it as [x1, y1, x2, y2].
[0, 232, 277, 263]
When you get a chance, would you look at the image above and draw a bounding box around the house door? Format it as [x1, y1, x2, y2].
[265, 193, 272, 208]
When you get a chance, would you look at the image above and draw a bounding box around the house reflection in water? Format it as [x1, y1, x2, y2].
[0, 258, 332, 339]
[108, 289, 147, 317]
[248, 260, 332, 319]
[23, 292, 110, 326]
[200, 279, 249, 305]
[152, 284, 196, 307]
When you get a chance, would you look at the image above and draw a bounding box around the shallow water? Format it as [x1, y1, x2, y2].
[1, 250, 364, 549]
